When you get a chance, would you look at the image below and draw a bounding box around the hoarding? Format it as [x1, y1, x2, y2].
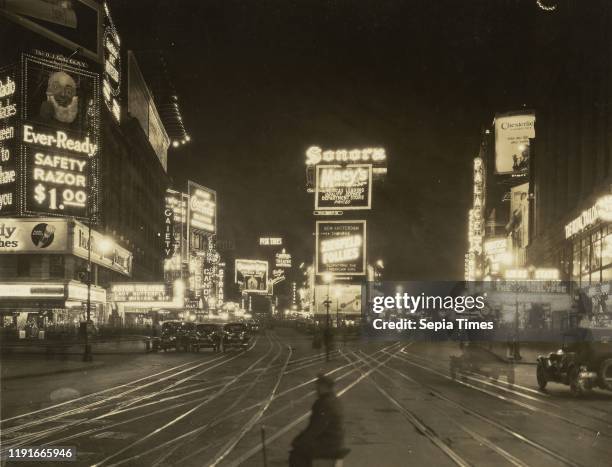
[0, 0, 102, 63]
[314, 284, 362, 316]
[21, 54, 100, 219]
[127, 51, 169, 171]
[306, 146, 386, 166]
[0, 65, 18, 215]
[235, 259, 268, 294]
[73, 221, 132, 276]
[494, 113, 535, 175]
[188, 181, 216, 234]
[506, 182, 529, 249]
[259, 237, 282, 246]
[275, 250, 292, 268]
[0, 218, 68, 253]
[315, 164, 372, 210]
[316, 220, 366, 276]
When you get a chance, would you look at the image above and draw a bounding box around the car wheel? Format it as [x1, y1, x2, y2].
[536, 363, 547, 390]
[600, 358, 612, 391]
[569, 367, 583, 397]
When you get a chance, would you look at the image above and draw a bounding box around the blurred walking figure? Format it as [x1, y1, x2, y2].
[289, 374, 349, 467]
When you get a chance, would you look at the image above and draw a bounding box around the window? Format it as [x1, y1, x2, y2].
[17, 256, 30, 277]
[49, 256, 65, 278]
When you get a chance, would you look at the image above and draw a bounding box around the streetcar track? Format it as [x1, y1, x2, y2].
[394, 349, 612, 436]
[342, 351, 471, 467]
[222, 343, 407, 467]
[92, 334, 281, 467]
[352, 350, 533, 467]
[0, 337, 261, 451]
[372, 350, 585, 467]
[94, 343, 401, 466]
[403, 349, 612, 422]
[7, 339, 374, 453]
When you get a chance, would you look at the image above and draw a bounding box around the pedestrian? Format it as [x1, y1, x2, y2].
[289, 374, 348, 467]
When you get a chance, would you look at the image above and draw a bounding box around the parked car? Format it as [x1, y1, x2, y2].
[194, 323, 221, 352]
[176, 322, 198, 352]
[536, 327, 612, 396]
[247, 319, 261, 333]
[221, 322, 251, 351]
[159, 320, 181, 351]
[450, 341, 515, 384]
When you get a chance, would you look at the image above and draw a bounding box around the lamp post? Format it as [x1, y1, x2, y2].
[323, 272, 333, 361]
[83, 234, 112, 362]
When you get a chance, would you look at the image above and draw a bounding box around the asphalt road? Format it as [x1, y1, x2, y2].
[1, 328, 611, 467]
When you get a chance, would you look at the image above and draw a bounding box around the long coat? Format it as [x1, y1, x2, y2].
[292, 392, 345, 458]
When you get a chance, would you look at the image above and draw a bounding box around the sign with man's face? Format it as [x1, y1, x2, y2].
[23, 54, 99, 135]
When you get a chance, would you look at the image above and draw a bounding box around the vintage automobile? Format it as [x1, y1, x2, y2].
[221, 322, 251, 351]
[450, 341, 515, 385]
[159, 320, 181, 351]
[194, 323, 221, 352]
[536, 327, 612, 396]
[176, 322, 199, 352]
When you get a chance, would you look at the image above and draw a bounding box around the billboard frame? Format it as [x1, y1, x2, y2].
[315, 219, 367, 277]
[314, 164, 372, 211]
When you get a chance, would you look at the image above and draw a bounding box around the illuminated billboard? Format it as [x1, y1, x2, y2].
[507, 182, 529, 250]
[275, 250, 292, 268]
[494, 113, 535, 175]
[0, 65, 18, 215]
[0, 218, 68, 253]
[103, 3, 121, 122]
[21, 53, 99, 219]
[235, 259, 268, 294]
[314, 284, 362, 316]
[306, 146, 386, 166]
[188, 181, 216, 234]
[316, 220, 366, 276]
[315, 164, 372, 210]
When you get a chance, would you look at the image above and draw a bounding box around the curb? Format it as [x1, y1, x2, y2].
[2, 361, 106, 381]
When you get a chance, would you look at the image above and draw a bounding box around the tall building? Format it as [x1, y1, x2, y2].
[0, 2, 177, 332]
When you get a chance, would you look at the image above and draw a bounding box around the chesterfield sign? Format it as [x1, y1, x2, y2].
[565, 195, 612, 239]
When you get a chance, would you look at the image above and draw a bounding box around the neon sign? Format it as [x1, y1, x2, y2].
[565, 195, 612, 239]
[315, 164, 372, 210]
[306, 146, 386, 165]
[188, 181, 216, 234]
[23, 125, 98, 157]
[316, 220, 366, 276]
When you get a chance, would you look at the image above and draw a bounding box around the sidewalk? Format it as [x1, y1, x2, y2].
[1, 355, 106, 380]
[0, 336, 148, 355]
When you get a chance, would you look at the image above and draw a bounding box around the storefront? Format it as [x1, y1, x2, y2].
[0, 281, 106, 338]
[107, 281, 185, 327]
[565, 194, 612, 286]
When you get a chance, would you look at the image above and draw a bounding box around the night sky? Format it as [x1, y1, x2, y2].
[112, 0, 545, 280]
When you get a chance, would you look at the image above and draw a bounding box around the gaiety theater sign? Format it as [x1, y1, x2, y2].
[565, 195, 612, 239]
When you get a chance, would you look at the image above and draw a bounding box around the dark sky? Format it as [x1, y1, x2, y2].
[112, 0, 544, 280]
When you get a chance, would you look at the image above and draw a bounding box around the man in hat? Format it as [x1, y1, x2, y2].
[289, 374, 346, 467]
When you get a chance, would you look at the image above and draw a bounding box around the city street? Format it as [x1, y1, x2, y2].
[2, 1, 612, 466]
[2, 328, 611, 467]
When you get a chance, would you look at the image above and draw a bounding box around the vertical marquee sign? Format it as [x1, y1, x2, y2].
[187, 180, 216, 235]
[316, 220, 366, 276]
[103, 2, 121, 122]
[20, 53, 100, 220]
[0, 64, 18, 215]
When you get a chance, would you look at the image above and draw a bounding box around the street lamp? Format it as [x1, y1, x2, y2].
[322, 272, 333, 361]
[83, 234, 113, 362]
